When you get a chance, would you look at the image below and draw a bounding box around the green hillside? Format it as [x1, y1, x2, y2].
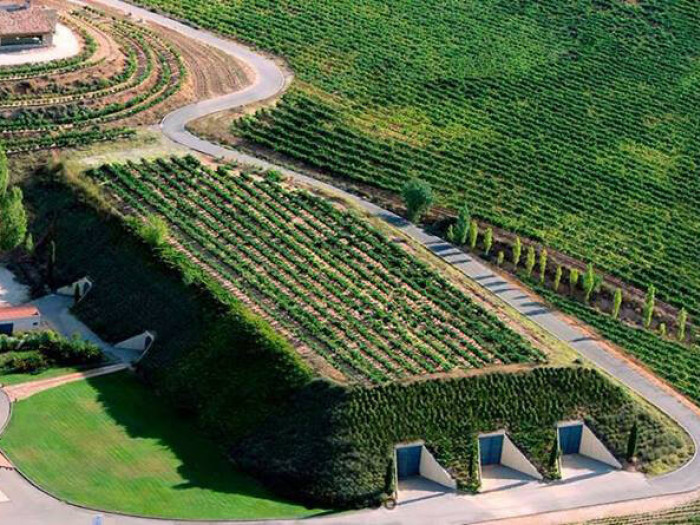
[136, 0, 700, 319]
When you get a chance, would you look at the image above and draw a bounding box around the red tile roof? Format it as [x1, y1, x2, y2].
[0, 7, 55, 37]
[0, 305, 40, 321]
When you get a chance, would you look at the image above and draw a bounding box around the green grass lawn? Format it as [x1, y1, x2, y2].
[0, 371, 325, 519]
[0, 366, 85, 387]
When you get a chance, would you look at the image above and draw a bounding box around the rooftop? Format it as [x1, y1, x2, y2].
[0, 6, 55, 37]
[0, 305, 40, 320]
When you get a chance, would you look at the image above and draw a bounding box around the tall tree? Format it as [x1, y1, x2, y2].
[512, 237, 522, 268]
[677, 308, 688, 341]
[401, 178, 433, 223]
[525, 245, 536, 277]
[626, 421, 638, 462]
[538, 248, 548, 284]
[483, 227, 493, 256]
[612, 288, 623, 320]
[553, 265, 563, 292]
[643, 285, 656, 329]
[468, 220, 479, 249]
[569, 268, 580, 295]
[0, 186, 27, 251]
[0, 145, 7, 198]
[454, 204, 470, 245]
[582, 263, 596, 303]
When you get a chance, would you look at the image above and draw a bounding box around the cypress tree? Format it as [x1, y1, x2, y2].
[496, 250, 504, 267]
[553, 265, 563, 292]
[643, 285, 656, 329]
[612, 288, 623, 320]
[483, 227, 493, 256]
[659, 323, 667, 337]
[677, 308, 688, 341]
[512, 237, 522, 268]
[48, 239, 56, 289]
[0, 145, 7, 199]
[525, 245, 536, 277]
[455, 204, 470, 245]
[548, 436, 560, 471]
[539, 248, 548, 284]
[73, 283, 82, 305]
[582, 263, 596, 303]
[569, 268, 579, 295]
[0, 186, 27, 251]
[24, 233, 33, 255]
[446, 224, 456, 244]
[468, 220, 479, 249]
[626, 422, 638, 462]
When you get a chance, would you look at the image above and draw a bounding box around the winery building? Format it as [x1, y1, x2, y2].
[0, 1, 57, 49]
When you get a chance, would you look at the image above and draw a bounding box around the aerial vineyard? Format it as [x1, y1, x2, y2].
[0, 6, 185, 152]
[135, 0, 700, 321]
[585, 500, 700, 524]
[87, 155, 544, 383]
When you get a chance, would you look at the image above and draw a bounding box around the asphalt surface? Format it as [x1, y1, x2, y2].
[1, 0, 699, 523]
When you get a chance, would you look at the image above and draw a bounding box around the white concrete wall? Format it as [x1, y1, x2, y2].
[419, 445, 457, 489]
[580, 425, 622, 469]
[57, 277, 92, 298]
[2, 315, 41, 334]
[501, 434, 543, 480]
[116, 331, 154, 351]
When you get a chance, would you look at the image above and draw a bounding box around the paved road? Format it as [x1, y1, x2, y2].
[1, 0, 700, 523]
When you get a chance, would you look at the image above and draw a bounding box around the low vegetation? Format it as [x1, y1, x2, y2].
[0, 371, 323, 519]
[86, 155, 544, 383]
[583, 500, 700, 524]
[0, 331, 102, 383]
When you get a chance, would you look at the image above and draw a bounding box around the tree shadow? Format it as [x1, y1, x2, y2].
[85, 370, 323, 512]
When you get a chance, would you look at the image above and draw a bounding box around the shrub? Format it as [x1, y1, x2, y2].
[454, 204, 470, 245]
[583, 263, 596, 303]
[539, 249, 548, 284]
[525, 245, 536, 277]
[677, 308, 688, 341]
[553, 265, 562, 292]
[643, 285, 656, 329]
[483, 227, 493, 256]
[512, 237, 522, 268]
[401, 178, 433, 223]
[569, 268, 579, 294]
[136, 214, 169, 247]
[612, 288, 623, 320]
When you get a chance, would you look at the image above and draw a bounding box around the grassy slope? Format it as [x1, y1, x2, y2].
[0, 371, 323, 519]
[136, 0, 700, 320]
[0, 366, 83, 386]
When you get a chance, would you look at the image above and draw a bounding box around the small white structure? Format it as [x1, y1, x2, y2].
[0, 304, 40, 335]
[557, 421, 622, 469]
[116, 331, 155, 353]
[394, 441, 456, 490]
[478, 430, 543, 480]
[57, 277, 93, 299]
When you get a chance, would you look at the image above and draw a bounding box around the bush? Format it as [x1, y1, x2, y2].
[401, 178, 433, 223]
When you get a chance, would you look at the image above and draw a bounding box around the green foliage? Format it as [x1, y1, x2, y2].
[553, 265, 562, 292]
[0, 144, 7, 198]
[626, 421, 638, 462]
[525, 245, 536, 277]
[512, 237, 522, 268]
[468, 220, 478, 249]
[496, 250, 504, 267]
[677, 308, 688, 341]
[234, 368, 684, 508]
[644, 285, 656, 329]
[612, 288, 623, 320]
[538, 248, 548, 284]
[446, 224, 456, 244]
[24, 232, 33, 254]
[136, 214, 169, 247]
[0, 186, 27, 251]
[0, 331, 102, 376]
[86, 156, 543, 384]
[547, 435, 560, 477]
[454, 203, 470, 245]
[401, 178, 433, 223]
[659, 323, 667, 337]
[583, 263, 596, 303]
[569, 268, 580, 294]
[483, 227, 493, 256]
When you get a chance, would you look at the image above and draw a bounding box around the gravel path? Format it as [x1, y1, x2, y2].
[0, 0, 698, 523]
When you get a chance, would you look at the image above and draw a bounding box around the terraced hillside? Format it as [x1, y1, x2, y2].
[0, 2, 248, 153]
[136, 0, 700, 321]
[86, 155, 545, 383]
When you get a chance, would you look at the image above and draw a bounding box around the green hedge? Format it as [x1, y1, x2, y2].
[0, 331, 102, 374]
[233, 367, 689, 508]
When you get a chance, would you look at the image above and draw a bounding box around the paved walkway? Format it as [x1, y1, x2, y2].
[0, 24, 80, 67]
[1, 0, 699, 523]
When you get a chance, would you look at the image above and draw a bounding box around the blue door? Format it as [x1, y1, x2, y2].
[559, 425, 583, 455]
[396, 446, 422, 479]
[0, 323, 13, 335]
[479, 435, 504, 465]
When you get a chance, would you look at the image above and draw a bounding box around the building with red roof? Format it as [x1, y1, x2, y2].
[0, 1, 57, 49]
[0, 305, 41, 335]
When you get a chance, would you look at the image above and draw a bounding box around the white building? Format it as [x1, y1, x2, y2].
[0, 305, 41, 335]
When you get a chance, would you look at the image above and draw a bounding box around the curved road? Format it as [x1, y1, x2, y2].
[2, 0, 700, 523]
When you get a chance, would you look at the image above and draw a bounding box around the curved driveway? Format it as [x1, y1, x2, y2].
[2, 0, 700, 523]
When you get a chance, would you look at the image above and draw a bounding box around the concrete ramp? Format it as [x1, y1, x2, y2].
[395, 441, 456, 491]
[479, 431, 542, 483]
[116, 331, 155, 353]
[558, 421, 622, 470]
